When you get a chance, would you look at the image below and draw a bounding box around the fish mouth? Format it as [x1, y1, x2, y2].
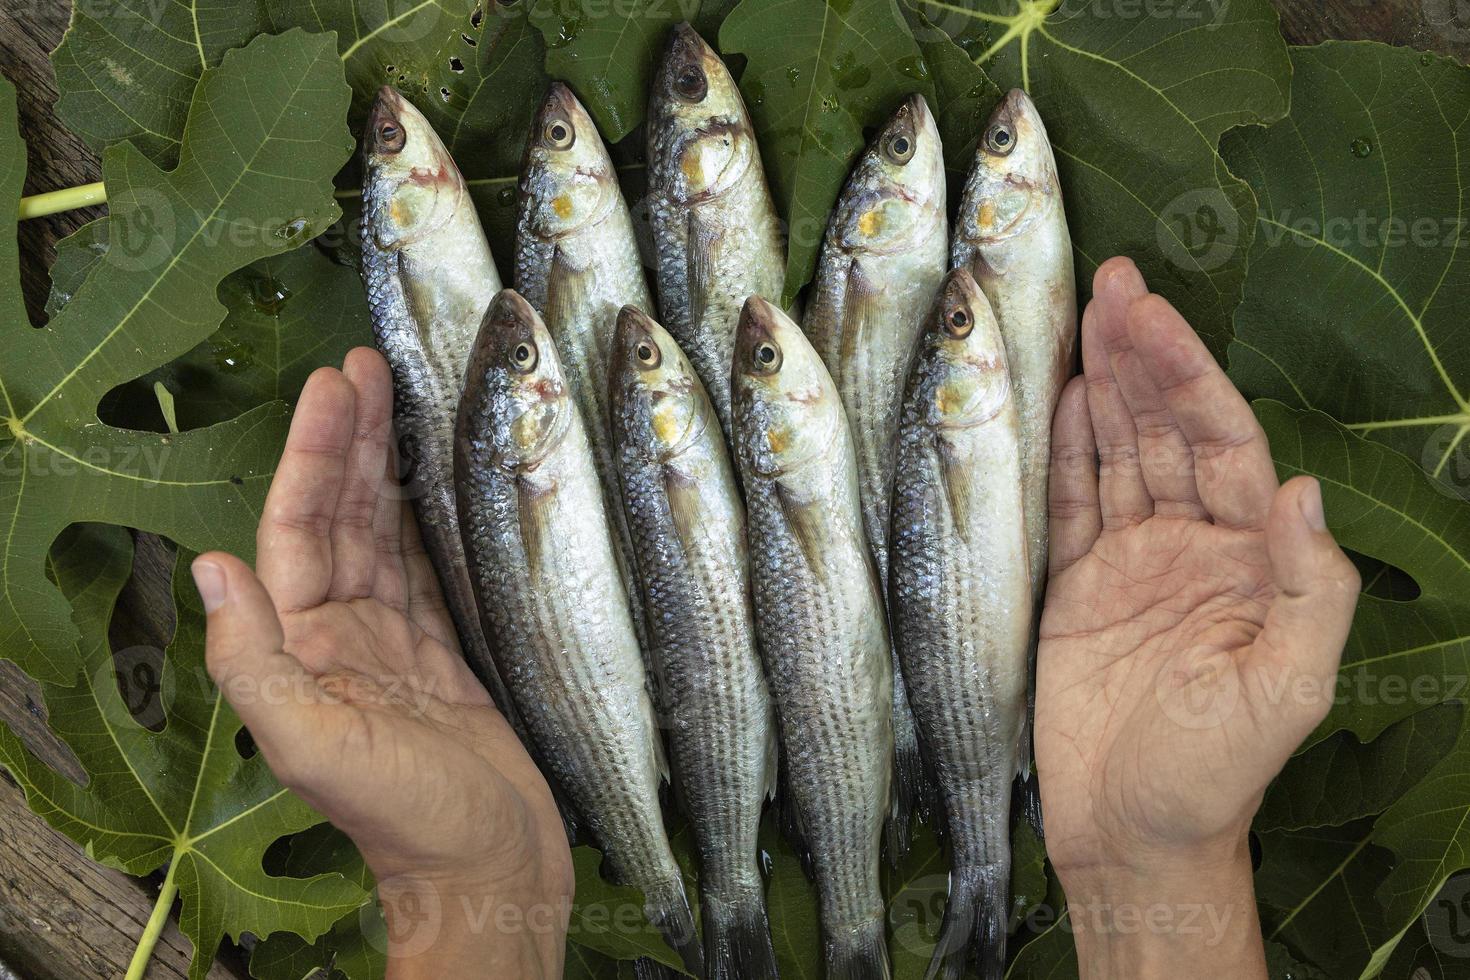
[664, 22, 715, 72]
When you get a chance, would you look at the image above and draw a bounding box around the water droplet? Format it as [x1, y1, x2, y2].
[785, 65, 801, 85]
[249, 276, 292, 316]
[496, 186, 516, 207]
[550, 14, 581, 47]
[449, 56, 465, 73]
[1350, 138, 1372, 158]
[274, 217, 310, 242]
[896, 55, 929, 81]
[820, 95, 839, 112]
[1421, 52, 1434, 66]
[212, 338, 256, 374]
[832, 51, 871, 91]
[759, 849, 774, 877]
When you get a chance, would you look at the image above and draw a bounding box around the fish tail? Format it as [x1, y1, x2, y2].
[826, 917, 891, 980]
[925, 863, 1008, 980]
[887, 719, 927, 864]
[633, 959, 680, 980]
[703, 888, 779, 980]
[645, 879, 705, 978]
[1016, 768, 1044, 840]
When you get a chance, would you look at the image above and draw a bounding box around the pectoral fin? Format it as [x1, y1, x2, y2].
[545, 246, 593, 338]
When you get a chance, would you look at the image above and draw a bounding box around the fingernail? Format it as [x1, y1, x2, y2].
[192, 559, 227, 613]
[1299, 479, 1326, 531]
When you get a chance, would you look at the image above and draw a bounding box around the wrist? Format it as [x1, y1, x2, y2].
[1059, 835, 1265, 980]
[376, 866, 570, 979]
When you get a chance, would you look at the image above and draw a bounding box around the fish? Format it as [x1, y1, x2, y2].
[802, 94, 948, 859]
[609, 306, 780, 980]
[950, 88, 1077, 825]
[731, 296, 893, 980]
[454, 290, 701, 977]
[359, 85, 521, 729]
[515, 82, 655, 649]
[888, 269, 1031, 980]
[647, 22, 786, 440]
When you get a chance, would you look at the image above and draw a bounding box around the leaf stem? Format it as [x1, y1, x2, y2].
[126, 858, 180, 980]
[18, 181, 107, 220]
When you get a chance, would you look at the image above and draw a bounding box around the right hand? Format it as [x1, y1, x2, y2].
[193, 348, 572, 978]
[1034, 258, 1359, 976]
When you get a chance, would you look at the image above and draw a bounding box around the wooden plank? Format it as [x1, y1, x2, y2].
[1275, 0, 1470, 60]
[0, 772, 244, 979]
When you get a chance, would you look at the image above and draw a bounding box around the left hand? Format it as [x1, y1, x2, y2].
[193, 349, 572, 979]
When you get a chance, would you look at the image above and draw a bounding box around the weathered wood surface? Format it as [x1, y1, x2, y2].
[0, 774, 242, 979]
[0, 0, 1464, 978]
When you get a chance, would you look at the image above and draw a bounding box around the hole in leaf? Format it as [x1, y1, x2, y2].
[235, 726, 258, 759]
[1344, 549, 1421, 601]
[449, 56, 465, 73]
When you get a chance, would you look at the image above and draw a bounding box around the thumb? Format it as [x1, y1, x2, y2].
[193, 552, 311, 749]
[1253, 477, 1360, 717]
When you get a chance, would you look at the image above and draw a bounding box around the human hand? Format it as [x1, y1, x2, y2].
[192, 349, 571, 979]
[1034, 258, 1359, 977]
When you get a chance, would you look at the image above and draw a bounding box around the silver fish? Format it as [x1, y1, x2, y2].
[647, 22, 786, 439]
[610, 306, 779, 980]
[889, 269, 1030, 980]
[359, 86, 519, 725]
[951, 88, 1077, 811]
[803, 94, 948, 856]
[732, 297, 893, 980]
[455, 291, 700, 976]
[515, 82, 654, 647]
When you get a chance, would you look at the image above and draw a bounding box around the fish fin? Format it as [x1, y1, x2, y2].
[546, 246, 594, 339]
[703, 889, 780, 980]
[925, 864, 1008, 980]
[773, 482, 827, 576]
[826, 917, 891, 980]
[633, 959, 679, 980]
[645, 878, 705, 978]
[838, 258, 881, 368]
[885, 697, 925, 868]
[937, 437, 975, 547]
[686, 210, 716, 331]
[515, 476, 557, 585]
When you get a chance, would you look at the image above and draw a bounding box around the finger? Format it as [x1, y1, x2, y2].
[1094, 262, 1204, 520]
[401, 503, 459, 652]
[194, 552, 316, 754]
[1126, 294, 1278, 529]
[1251, 478, 1359, 727]
[1047, 376, 1100, 576]
[257, 369, 356, 613]
[330, 349, 395, 601]
[1083, 261, 1152, 528]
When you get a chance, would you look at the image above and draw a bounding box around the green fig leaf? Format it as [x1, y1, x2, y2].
[1223, 43, 1470, 498]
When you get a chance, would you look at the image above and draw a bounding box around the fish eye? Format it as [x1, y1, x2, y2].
[377, 121, 405, 153]
[544, 118, 575, 149]
[635, 340, 661, 369]
[752, 340, 782, 373]
[884, 133, 915, 165]
[945, 307, 973, 339]
[511, 341, 538, 373]
[674, 65, 707, 103]
[986, 123, 1015, 156]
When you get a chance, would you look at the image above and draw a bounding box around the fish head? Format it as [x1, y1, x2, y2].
[362, 86, 465, 250]
[648, 23, 756, 205]
[915, 269, 1011, 429]
[610, 306, 709, 464]
[464, 289, 572, 473]
[832, 94, 946, 256]
[520, 83, 619, 241]
[954, 89, 1060, 249]
[732, 297, 842, 478]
